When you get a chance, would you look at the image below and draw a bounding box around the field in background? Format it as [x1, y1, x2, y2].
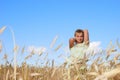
[0, 26, 120, 80]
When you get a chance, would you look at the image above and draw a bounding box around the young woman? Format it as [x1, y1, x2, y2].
[69, 29, 89, 61]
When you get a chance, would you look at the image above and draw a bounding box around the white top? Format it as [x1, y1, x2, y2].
[68, 42, 88, 64]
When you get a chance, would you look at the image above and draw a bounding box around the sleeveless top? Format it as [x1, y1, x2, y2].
[70, 42, 88, 61]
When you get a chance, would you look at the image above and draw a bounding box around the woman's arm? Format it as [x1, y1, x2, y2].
[83, 29, 89, 45]
[69, 38, 75, 49]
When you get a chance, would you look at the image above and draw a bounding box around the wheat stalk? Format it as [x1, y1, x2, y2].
[10, 27, 17, 80]
[50, 35, 58, 48]
[0, 26, 6, 34]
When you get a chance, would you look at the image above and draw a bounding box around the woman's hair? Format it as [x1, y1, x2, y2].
[74, 29, 84, 36]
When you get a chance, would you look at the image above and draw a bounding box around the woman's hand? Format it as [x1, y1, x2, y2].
[69, 38, 75, 48]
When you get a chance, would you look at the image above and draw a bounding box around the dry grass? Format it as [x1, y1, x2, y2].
[0, 26, 120, 80]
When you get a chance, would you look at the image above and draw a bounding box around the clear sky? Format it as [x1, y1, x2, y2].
[0, 0, 120, 66]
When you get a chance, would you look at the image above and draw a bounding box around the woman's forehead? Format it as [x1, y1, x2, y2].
[76, 32, 83, 35]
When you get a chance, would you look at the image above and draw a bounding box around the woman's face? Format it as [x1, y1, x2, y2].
[75, 32, 84, 43]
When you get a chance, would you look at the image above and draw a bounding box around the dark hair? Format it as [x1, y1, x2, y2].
[74, 29, 84, 36]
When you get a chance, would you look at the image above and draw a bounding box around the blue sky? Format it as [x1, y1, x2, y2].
[0, 0, 120, 65]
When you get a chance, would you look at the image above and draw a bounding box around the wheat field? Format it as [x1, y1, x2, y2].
[0, 26, 120, 80]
